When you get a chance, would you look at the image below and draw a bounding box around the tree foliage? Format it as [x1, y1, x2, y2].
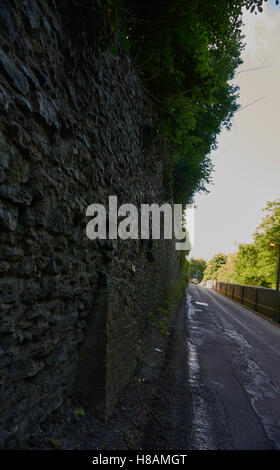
[124, 0, 245, 203]
[203, 253, 228, 281]
[60, 0, 280, 204]
[211, 200, 280, 288]
[216, 253, 238, 283]
[189, 258, 207, 282]
[245, 0, 280, 14]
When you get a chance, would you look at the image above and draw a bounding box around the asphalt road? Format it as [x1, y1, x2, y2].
[186, 284, 280, 450]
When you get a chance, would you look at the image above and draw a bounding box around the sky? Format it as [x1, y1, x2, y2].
[189, 1, 280, 261]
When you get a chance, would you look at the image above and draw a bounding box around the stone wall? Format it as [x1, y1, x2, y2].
[0, 0, 184, 447]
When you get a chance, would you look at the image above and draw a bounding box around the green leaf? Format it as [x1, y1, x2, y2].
[74, 407, 86, 416]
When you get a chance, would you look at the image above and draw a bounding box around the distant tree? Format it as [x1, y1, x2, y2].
[189, 258, 207, 282]
[216, 253, 238, 283]
[253, 200, 280, 288]
[224, 200, 280, 288]
[233, 244, 265, 286]
[203, 253, 228, 281]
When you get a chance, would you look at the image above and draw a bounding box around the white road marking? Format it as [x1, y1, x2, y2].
[195, 301, 208, 306]
[186, 293, 216, 449]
